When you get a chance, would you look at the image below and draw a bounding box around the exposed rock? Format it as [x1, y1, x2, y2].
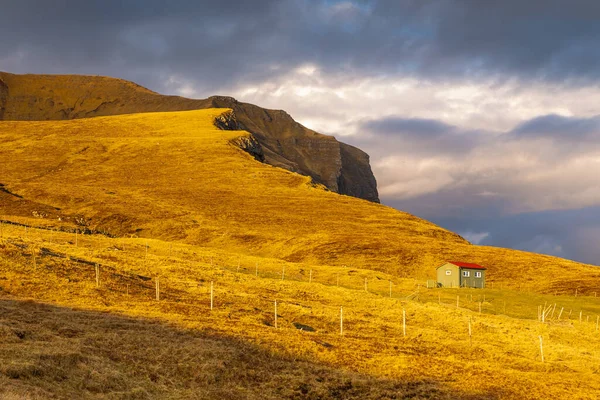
[0, 71, 380, 202]
[229, 135, 265, 162]
[213, 109, 240, 130]
[0, 77, 7, 120]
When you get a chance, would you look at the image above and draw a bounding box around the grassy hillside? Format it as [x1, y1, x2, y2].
[2, 109, 600, 398]
[1, 109, 598, 291]
[0, 71, 380, 202]
[2, 222, 600, 399]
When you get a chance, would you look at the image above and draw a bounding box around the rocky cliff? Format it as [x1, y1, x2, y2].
[0, 71, 379, 202]
[0, 77, 7, 120]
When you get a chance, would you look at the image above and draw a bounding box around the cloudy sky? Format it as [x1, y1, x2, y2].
[2, 0, 600, 264]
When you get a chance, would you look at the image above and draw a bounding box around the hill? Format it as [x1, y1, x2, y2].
[1, 82, 600, 399]
[1, 108, 598, 291]
[0, 71, 378, 202]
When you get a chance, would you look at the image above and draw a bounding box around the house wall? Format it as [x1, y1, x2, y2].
[436, 263, 460, 287]
[459, 268, 486, 288]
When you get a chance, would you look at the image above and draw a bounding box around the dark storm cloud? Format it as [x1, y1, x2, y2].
[3, 0, 600, 94]
[361, 117, 455, 137]
[512, 114, 600, 139]
[432, 206, 600, 265]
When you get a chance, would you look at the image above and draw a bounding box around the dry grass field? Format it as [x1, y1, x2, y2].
[2, 109, 600, 399]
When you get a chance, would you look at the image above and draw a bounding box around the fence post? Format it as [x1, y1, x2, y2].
[456, 295, 459, 308]
[340, 306, 343, 336]
[281, 266, 285, 281]
[468, 316, 472, 346]
[274, 300, 278, 329]
[210, 281, 214, 310]
[95, 264, 100, 288]
[155, 277, 160, 301]
[389, 281, 392, 297]
[402, 308, 406, 337]
[539, 336, 544, 362]
[255, 262, 258, 277]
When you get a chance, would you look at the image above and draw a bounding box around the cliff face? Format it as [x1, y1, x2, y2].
[0, 77, 7, 120]
[0, 71, 379, 202]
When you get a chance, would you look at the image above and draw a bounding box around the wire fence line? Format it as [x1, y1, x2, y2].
[3, 229, 600, 366]
[2, 221, 600, 334]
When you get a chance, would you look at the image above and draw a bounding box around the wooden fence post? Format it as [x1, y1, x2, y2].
[255, 262, 258, 277]
[539, 336, 544, 362]
[155, 277, 160, 301]
[340, 306, 343, 336]
[456, 295, 459, 308]
[75, 229, 78, 247]
[580, 310, 583, 323]
[468, 316, 472, 346]
[274, 300, 278, 329]
[210, 281, 214, 310]
[281, 266, 285, 281]
[389, 281, 392, 297]
[596, 315, 599, 332]
[95, 264, 99, 288]
[402, 308, 406, 337]
[478, 302, 482, 314]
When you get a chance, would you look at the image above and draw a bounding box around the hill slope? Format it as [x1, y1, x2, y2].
[0, 72, 378, 202]
[1, 109, 598, 292]
[2, 108, 600, 399]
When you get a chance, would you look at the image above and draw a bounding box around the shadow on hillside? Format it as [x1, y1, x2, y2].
[0, 298, 508, 400]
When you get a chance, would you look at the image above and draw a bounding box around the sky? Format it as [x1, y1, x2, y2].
[2, 0, 600, 265]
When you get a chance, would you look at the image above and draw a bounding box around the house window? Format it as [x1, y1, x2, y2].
[445, 270, 451, 275]
[475, 271, 482, 278]
[462, 270, 470, 277]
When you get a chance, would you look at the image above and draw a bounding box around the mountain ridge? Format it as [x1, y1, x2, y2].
[0, 71, 379, 202]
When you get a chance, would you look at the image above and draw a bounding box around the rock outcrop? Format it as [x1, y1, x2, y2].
[0, 77, 7, 120]
[0, 71, 379, 202]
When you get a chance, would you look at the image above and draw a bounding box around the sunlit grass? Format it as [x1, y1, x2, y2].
[1, 109, 600, 398]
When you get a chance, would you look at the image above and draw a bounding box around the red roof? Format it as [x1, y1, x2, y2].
[449, 261, 486, 270]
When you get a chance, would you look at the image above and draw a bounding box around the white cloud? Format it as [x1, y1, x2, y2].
[221, 67, 600, 217]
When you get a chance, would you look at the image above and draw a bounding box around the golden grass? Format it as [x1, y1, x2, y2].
[1, 109, 598, 292]
[2, 109, 600, 398]
[2, 222, 600, 399]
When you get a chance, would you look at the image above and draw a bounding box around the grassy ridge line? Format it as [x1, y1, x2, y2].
[2, 222, 600, 400]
